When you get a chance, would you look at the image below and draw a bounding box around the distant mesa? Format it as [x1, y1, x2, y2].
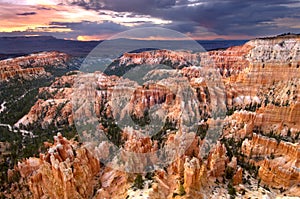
[0, 35, 56, 41]
[0, 35, 249, 56]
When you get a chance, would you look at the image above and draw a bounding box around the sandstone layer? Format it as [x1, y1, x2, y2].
[17, 133, 100, 199]
[0, 51, 69, 82]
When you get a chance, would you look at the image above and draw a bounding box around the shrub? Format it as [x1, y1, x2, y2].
[225, 166, 235, 179]
[133, 174, 144, 189]
[196, 123, 208, 139]
[227, 182, 236, 196]
[178, 184, 186, 196]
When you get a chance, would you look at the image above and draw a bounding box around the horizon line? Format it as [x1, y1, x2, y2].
[0, 35, 253, 42]
[1, 32, 299, 42]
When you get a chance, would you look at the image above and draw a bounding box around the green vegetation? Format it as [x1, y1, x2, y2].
[133, 174, 144, 189]
[196, 123, 208, 140]
[221, 136, 261, 179]
[151, 117, 177, 148]
[172, 183, 186, 198]
[0, 124, 78, 188]
[131, 110, 151, 127]
[221, 137, 244, 161]
[226, 103, 261, 116]
[0, 66, 75, 189]
[0, 56, 82, 192]
[226, 108, 236, 116]
[239, 157, 259, 178]
[263, 185, 270, 191]
[225, 166, 235, 179]
[295, 132, 300, 140]
[105, 62, 137, 77]
[145, 172, 154, 181]
[245, 103, 261, 112]
[0, 80, 40, 125]
[253, 126, 298, 143]
[0, 66, 70, 126]
[260, 32, 300, 40]
[100, 117, 123, 147]
[227, 182, 236, 198]
[178, 184, 186, 196]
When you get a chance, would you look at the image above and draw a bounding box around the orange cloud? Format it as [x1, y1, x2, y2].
[77, 34, 113, 41]
[0, 3, 101, 33]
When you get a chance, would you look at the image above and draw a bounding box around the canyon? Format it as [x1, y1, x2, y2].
[1, 35, 300, 198]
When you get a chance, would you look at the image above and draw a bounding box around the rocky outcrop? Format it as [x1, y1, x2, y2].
[0, 51, 69, 82]
[16, 36, 300, 131]
[224, 102, 300, 140]
[0, 66, 47, 81]
[15, 74, 75, 129]
[18, 69, 205, 130]
[255, 103, 300, 133]
[183, 157, 208, 198]
[203, 44, 254, 77]
[111, 43, 253, 78]
[7, 35, 300, 198]
[94, 168, 129, 199]
[0, 51, 69, 69]
[17, 133, 100, 199]
[207, 142, 229, 178]
[108, 50, 197, 75]
[233, 167, 243, 185]
[241, 133, 300, 190]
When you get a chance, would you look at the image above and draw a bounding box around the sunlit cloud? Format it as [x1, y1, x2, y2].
[273, 18, 300, 29]
[98, 10, 172, 27]
[0, 3, 79, 32]
[1, 0, 60, 5]
[0, 0, 299, 40]
[77, 34, 112, 41]
[0, 1, 172, 39]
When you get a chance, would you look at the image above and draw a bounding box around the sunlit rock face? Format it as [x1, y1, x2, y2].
[241, 133, 300, 189]
[0, 67, 47, 82]
[226, 37, 300, 109]
[16, 36, 300, 131]
[0, 51, 69, 82]
[7, 35, 300, 198]
[107, 50, 199, 75]
[17, 133, 100, 199]
[207, 141, 229, 178]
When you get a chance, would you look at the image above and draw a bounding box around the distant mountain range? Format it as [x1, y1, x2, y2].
[0, 36, 248, 59]
[0, 36, 100, 58]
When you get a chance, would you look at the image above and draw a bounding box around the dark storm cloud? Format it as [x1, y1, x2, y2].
[0, 21, 129, 40]
[69, 0, 176, 12]
[161, 21, 199, 33]
[50, 21, 129, 35]
[16, 12, 37, 16]
[154, 0, 300, 36]
[69, 0, 300, 37]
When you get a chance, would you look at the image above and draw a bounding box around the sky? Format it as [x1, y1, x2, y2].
[0, 0, 299, 41]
